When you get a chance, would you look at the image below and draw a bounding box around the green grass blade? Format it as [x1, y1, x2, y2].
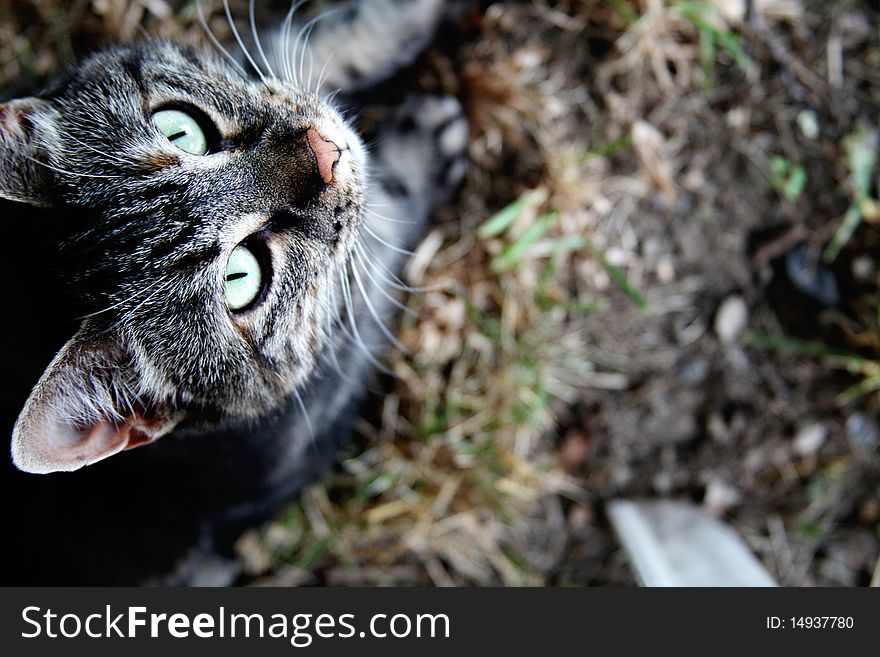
[478, 188, 546, 240]
[823, 204, 862, 263]
[823, 125, 878, 262]
[744, 333, 868, 370]
[490, 211, 559, 272]
[584, 239, 647, 310]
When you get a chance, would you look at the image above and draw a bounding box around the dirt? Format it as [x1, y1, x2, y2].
[543, 0, 880, 586]
[380, 0, 880, 587]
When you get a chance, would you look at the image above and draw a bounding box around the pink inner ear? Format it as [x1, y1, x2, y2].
[10, 328, 185, 474]
[51, 420, 136, 469]
[12, 412, 167, 475]
[0, 101, 28, 138]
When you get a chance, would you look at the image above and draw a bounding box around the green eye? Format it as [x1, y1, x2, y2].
[225, 244, 264, 312]
[151, 109, 208, 156]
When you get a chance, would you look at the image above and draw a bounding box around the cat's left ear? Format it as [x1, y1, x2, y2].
[0, 97, 58, 206]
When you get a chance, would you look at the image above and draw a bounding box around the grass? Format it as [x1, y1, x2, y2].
[770, 156, 808, 203]
[745, 333, 880, 404]
[480, 187, 646, 308]
[824, 125, 879, 263]
[672, 0, 753, 88]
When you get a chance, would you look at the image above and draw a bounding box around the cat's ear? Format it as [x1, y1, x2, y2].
[0, 97, 58, 207]
[11, 327, 182, 474]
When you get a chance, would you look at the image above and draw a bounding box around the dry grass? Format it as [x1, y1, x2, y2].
[2, 0, 878, 586]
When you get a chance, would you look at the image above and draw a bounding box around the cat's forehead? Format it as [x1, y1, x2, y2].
[59, 43, 318, 127]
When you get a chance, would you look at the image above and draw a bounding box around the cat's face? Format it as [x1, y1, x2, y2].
[0, 43, 367, 473]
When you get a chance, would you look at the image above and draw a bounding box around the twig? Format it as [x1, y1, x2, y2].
[742, 0, 829, 106]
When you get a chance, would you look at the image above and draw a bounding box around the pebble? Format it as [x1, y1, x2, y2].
[678, 356, 709, 385]
[703, 479, 742, 515]
[567, 504, 594, 533]
[851, 255, 875, 283]
[707, 412, 731, 444]
[785, 243, 840, 306]
[652, 471, 674, 495]
[797, 109, 820, 140]
[714, 296, 749, 344]
[656, 256, 676, 283]
[558, 430, 590, 473]
[793, 422, 827, 456]
[858, 498, 880, 525]
[846, 413, 879, 454]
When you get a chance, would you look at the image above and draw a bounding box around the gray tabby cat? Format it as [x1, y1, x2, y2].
[0, 0, 467, 584]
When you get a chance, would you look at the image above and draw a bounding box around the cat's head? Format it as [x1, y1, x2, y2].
[0, 42, 367, 474]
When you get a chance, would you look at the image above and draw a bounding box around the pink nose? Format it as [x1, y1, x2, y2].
[306, 128, 341, 184]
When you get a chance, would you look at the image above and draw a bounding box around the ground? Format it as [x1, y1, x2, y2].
[1, 0, 878, 586]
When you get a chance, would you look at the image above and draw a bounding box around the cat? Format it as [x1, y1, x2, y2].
[0, 0, 467, 585]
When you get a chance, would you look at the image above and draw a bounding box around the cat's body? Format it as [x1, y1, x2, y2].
[0, 0, 467, 584]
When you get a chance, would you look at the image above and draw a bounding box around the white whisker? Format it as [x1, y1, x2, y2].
[355, 240, 442, 293]
[289, 20, 311, 86]
[78, 275, 175, 322]
[360, 223, 416, 256]
[306, 46, 315, 94]
[291, 8, 340, 88]
[223, 0, 269, 83]
[196, 0, 248, 78]
[350, 254, 408, 352]
[323, 88, 342, 105]
[321, 330, 362, 386]
[293, 387, 315, 449]
[118, 277, 180, 324]
[249, 0, 276, 80]
[297, 24, 313, 89]
[315, 50, 336, 95]
[64, 134, 132, 167]
[26, 155, 123, 179]
[366, 207, 414, 225]
[352, 245, 417, 316]
[281, 1, 308, 83]
[339, 261, 394, 376]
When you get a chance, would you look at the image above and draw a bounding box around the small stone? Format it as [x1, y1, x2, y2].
[703, 479, 742, 515]
[858, 498, 880, 525]
[678, 356, 709, 385]
[656, 256, 676, 283]
[797, 109, 820, 140]
[707, 412, 731, 444]
[725, 107, 750, 131]
[567, 504, 594, 532]
[786, 243, 840, 306]
[714, 296, 749, 344]
[851, 256, 875, 282]
[846, 413, 879, 454]
[652, 471, 673, 495]
[793, 423, 827, 456]
[559, 430, 590, 473]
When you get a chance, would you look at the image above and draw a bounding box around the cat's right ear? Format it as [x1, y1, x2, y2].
[0, 97, 58, 207]
[11, 326, 183, 474]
